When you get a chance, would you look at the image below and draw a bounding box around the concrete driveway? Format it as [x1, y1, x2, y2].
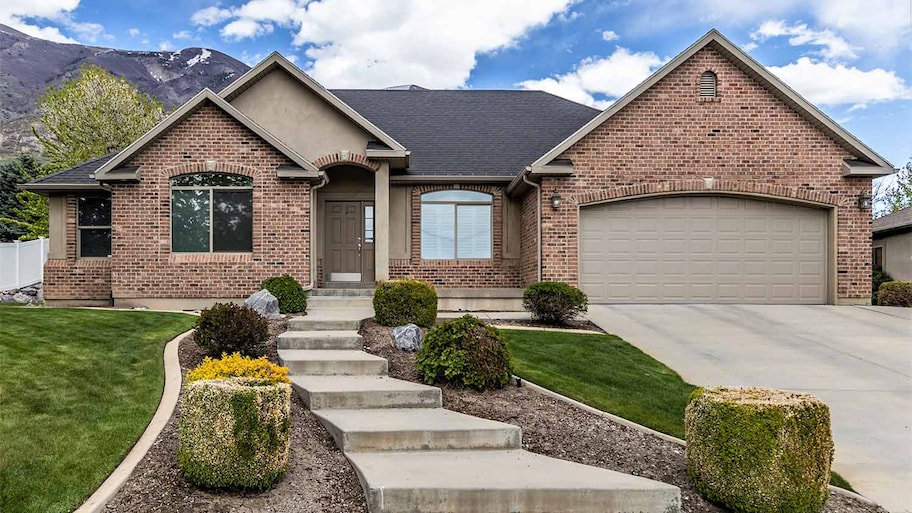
[587, 304, 912, 513]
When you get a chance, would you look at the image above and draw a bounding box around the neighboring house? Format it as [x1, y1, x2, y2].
[23, 30, 893, 309]
[873, 208, 912, 281]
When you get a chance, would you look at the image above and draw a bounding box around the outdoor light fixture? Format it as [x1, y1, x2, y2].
[551, 193, 562, 209]
[857, 194, 872, 210]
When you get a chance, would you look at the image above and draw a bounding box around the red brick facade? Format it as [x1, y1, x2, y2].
[389, 185, 521, 287]
[531, 46, 872, 301]
[43, 194, 112, 302]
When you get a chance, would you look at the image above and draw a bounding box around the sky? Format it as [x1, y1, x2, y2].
[2, 0, 910, 167]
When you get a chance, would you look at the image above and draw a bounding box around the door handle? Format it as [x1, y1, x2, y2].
[358, 236, 362, 254]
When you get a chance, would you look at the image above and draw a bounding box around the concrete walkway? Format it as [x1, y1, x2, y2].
[279, 304, 680, 513]
[587, 304, 912, 513]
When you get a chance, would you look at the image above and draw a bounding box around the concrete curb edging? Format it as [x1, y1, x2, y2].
[492, 324, 602, 334]
[74, 329, 193, 513]
[516, 376, 878, 507]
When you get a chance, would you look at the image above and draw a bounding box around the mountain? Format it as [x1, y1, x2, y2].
[0, 23, 250, 159]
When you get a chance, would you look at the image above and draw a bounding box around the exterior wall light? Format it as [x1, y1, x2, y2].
[551, 193, 562, 209]
[857, 194, 872, 210]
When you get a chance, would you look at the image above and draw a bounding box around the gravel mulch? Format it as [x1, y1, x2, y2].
[361, 319, 886, 513]
[104, 319, 367, 513]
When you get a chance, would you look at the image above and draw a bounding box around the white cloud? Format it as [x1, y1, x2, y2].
[286, 54, 299, 64]
[742, 42, 758, 51]
[173, 30, 195, 40]
[557, 10, 582, 23]
[158, 40, 173, 51]
[750, 20, 857, 61]
[601, 30, 619, 41]
[191, 6, 234, 26]
[64, 18, 109, 43]
[0, 0, 80, 43]
[127, 27, 140, 37]
[769, 57, 911, 108]
[518, 46, 665, 108]
[811, 0, 911, 53]
[221, 18, 274, 40]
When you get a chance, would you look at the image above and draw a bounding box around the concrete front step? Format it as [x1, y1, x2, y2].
[288, 317, 363, 331]
[278, 349, 388, 376]
[310, 287, 375, 297]
[277, 330, 364, 350]
[292, 375, 442, 410]
[314, 408, 522, 452]
[348, 449, 680, 513]
[308, 296, 375, 309]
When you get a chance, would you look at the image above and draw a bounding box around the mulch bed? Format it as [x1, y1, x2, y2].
[104, 319, 367, 513]
[361, 319, 887, 513]
[485, 317, 606, 333]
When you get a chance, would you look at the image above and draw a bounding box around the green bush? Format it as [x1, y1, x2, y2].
[373, 278, 437, 327]
[685, 387, 833, 513]
[522, 281, 588, 325]
[416, 315, 513, 390]
[194, 303, 269, 358]
[261, 274, 307, 313]
[878, 280, 912, 307]
[178, 378, 291, 490]
[872, 267, 893, 304]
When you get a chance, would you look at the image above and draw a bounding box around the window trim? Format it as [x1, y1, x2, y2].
[169, 173, 254, 254]
[76, 195, 112, 258]
[420, 189, 494, 260]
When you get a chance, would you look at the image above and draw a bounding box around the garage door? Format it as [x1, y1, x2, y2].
[579, 196, 827, 304]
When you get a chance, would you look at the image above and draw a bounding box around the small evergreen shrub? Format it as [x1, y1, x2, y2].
[522, 281, 588, 325]
[373, 278, 437, 327]
[178, 377, 291, 490]
[261, 274, 307, 313]
[187, 353, 290, 384]
[872, 267, 893, 304]
[416, 314, 513, 390]
[194, 303, 269, 358]
[685, 387, 833, 513]
[878, 280, 912, 307]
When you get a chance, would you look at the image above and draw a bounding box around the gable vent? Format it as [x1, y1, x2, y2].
[700, 71, 717, 98]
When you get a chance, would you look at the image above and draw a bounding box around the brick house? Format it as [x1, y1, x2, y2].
[25, 30, 893, 309]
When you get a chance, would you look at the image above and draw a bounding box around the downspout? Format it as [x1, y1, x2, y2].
[305, 171, 330, 291]
[521, 169, 542, 282]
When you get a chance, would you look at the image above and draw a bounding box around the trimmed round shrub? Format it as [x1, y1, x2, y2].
[877, 280, 912, 307]
[261, 274, 308, 313]
[194, 303, 269, 358]
[373, 278, 437, 327]
[872, 266, 893, 304]
[187, 352, 290, 384]
[416, 314, 513, 390]
[522, 281, 588, 325]
[178, 377, 291, 490]
[685, 387, 833, 513]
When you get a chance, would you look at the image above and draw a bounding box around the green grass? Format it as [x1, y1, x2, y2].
[0, 307, 196, 513]
[500, 328, 854, 491]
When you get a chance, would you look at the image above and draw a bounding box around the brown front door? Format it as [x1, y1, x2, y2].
[325, 201, 374, 283]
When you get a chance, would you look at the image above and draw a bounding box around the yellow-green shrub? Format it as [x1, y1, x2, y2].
[685, 387, 833, 513]
[877, 280, 912, 307]
[373, 278, 437, 327]
[178, 378, 291, 490]
[186, 352, 290, 384]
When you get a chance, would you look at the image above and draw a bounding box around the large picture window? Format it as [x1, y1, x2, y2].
[170, 173, 253, 253]
[77, 196, 111, 257]
[420, 190, 492, 259]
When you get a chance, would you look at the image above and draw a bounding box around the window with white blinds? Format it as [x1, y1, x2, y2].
[421, 190, 493, 259]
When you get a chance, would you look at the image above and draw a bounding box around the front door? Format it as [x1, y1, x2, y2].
[325, 201, 375, 283]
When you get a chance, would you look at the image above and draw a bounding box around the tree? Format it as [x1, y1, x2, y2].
[0, 156, 46, 241]
[874, 159, 912, 218]
[34, 64, 163, 172]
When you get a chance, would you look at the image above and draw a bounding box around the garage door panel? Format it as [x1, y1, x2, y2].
[580, 196, 826, 304]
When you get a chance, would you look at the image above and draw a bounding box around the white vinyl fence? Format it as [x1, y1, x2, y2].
[0, 238, 49, 290]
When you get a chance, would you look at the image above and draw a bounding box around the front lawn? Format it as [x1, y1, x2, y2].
[0, 307, 196, 513]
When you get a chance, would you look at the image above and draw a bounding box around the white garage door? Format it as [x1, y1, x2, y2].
[579, 196, 827, 304]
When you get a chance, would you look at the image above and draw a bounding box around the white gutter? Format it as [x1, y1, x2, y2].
[521, 168, 542, 282]
[306, 171, 330, 291]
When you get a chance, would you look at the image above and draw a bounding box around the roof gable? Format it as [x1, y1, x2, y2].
[530, 29, 894, 174]
[219, 52, 406, 154]
[93, 89, 318, 180]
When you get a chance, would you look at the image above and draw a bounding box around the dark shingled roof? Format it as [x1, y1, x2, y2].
[28, 90, 600, 185]
[873, 207, 912, 234]
[28, 152, 116, 186]
[331, 89, 600, 176]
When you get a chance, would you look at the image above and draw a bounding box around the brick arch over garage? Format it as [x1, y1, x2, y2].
[539, 179, 848, 305]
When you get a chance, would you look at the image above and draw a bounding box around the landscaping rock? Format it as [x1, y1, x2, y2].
[20, 285, 40, 296]
[392, 324, 422, 351]
[245, 289, 282, 320]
